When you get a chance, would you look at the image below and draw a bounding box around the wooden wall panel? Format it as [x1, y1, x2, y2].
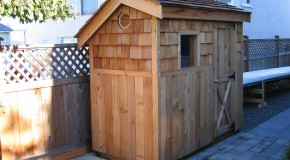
[91, 71, 154, 160]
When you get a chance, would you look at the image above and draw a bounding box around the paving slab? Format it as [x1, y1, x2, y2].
[188, 108, 290, 160]
[249, 127, 280, 137]
[73, 109, 290, 160]
[259, 121, 287, 130]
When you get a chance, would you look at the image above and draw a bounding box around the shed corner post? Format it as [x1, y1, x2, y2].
[87, 39, 97, 151]
[0, 39, 4, 89]
[243, 35, 250, 72]
[275, 35, 280, 67]
[88, 40, 94, 78]
[151, 16, 160, 160]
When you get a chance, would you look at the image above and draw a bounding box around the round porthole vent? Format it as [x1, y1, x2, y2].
[118, 12, 131, 29]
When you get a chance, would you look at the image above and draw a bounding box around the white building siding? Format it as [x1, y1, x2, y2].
[243, 0, 290, 39]
[218, 0, 290, 39]
[0, 0, 106, 45]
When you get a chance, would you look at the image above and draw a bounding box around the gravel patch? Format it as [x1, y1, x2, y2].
[242, 82, 290, 131]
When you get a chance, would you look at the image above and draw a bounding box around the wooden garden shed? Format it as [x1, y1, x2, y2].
[75, 0, 251, 159]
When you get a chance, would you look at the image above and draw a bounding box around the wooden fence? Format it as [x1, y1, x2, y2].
[0, 44, 91, 160]
[243, 36, 290, 72]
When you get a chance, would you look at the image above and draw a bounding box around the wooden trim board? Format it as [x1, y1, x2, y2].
[4, 76, 89, 93]
[161, 65, 211, 77]
[151, 16, 160, 160]
[120, 0, 162, 19]
[94, 69, 152, 77]
[76, 0, 121, 48]
[46, 146, 91, 160]
[24, 142, 91, 160]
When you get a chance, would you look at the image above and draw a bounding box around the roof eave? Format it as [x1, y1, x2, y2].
[162, 5, 251, 22]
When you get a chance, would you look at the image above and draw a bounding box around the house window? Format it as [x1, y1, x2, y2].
[68, 0, 100, 16]
[218, 0, 234, 6]
[219, 0, 232, 3]
[179, 31, 200, 68]
[242, 0, 251, 7]
[81, 0, 98, 15]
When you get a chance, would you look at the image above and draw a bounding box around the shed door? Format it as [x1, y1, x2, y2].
[215, 28, 235, 136]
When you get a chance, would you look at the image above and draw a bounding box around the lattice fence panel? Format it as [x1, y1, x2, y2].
[248, 39, 276, 57]
[1, 44, 89, 84]
[279, 39, 290, 53]
[243, 39, 247, 57]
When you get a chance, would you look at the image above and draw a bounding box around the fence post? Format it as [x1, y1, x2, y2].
[0, 40, 5, 112]
[275, 35, 280, 67]
[243, 35, 250, 72]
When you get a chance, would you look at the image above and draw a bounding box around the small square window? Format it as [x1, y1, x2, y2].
[179, 31, 200, 68]
[181, 35, 193, 68]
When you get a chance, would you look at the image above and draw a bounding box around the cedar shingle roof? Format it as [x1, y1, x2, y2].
[154, 0, 244, 12]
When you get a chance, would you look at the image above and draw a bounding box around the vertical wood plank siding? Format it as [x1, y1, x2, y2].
[90, 5, 156, 160]
[159, 66, 213, 159]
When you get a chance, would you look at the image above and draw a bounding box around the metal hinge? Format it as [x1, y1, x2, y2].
[228, 72, 236, 81]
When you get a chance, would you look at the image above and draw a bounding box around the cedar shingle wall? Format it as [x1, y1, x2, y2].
[159, 19, 242, 73]
[91, 5, 152, 72]
[159, 19, 215, 72]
